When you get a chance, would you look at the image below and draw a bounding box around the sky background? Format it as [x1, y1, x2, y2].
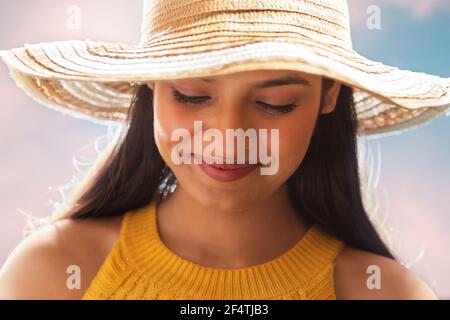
[0, 0, 449, 298]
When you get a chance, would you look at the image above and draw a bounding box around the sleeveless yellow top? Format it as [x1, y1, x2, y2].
[82, 201, 345, 300]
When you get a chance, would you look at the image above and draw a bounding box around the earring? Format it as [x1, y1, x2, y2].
[129, 81, 144, 87]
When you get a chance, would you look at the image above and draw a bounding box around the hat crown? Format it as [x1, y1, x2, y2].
[140, 0, 352, 48]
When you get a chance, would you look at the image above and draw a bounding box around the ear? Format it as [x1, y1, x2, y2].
[320, 79, 342, 114]
[146, 81, 155, 90]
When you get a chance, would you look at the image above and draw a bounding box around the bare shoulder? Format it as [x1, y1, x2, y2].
[0, 214, 123, 300]
[333, 246, 438, 300]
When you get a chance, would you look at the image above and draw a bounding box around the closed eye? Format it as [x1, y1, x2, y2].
[256, 101, 298, 114]
[171, 88, 209, 104]
[170, 87, 298, 114]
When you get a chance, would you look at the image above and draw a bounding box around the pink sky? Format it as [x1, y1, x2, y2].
[390, 0, 450, 18]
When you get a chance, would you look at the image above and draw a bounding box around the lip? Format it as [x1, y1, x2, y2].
[192, 153, 260, 182]
[199, 162, 260, 182]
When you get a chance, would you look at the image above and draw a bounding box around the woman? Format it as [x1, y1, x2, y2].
[0, 0, 447, 299]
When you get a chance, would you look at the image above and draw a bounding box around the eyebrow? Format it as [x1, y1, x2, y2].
[200, 76, 311, 88]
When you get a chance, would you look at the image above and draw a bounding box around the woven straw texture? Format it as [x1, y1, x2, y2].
[1, 0, 449, 137]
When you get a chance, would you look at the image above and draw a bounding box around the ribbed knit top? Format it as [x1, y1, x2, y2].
[82, 201, 345, 300]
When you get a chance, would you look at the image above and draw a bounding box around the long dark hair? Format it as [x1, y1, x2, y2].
[63, 81, 394, 259]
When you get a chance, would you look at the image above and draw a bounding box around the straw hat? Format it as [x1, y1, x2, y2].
[1, 0, 449, 138]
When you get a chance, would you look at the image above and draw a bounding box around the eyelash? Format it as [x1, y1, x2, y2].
[170, 88, 298, 114]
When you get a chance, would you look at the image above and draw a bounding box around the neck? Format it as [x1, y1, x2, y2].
[156, 184, 312, 269]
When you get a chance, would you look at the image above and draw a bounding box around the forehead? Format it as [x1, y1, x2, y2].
[148, 70, 321, 90]
[185, 69, 318, 82]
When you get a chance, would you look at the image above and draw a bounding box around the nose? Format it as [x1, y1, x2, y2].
[202, 102, 257, 163]
[216, 102, 247, 132]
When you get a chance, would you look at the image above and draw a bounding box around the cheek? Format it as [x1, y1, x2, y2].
[277, 105, 319, 175]
[153, 94, 185, 163]
[153, 93, 194, 162]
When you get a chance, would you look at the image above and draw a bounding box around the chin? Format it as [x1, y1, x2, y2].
[190, 184, 262, 211]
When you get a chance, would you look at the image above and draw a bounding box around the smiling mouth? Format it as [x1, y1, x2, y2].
[199, 162, 260, 182]
[207, 163, 257, 169]
[191, 153, 261, 182]
[191, 153, 260, 167]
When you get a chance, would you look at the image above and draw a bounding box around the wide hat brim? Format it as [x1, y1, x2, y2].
[1, 35, 449, 138]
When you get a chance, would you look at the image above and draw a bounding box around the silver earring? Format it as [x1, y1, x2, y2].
[129, 81, 144, 87]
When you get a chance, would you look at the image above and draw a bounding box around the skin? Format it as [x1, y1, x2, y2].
[150, 70, 332, 268]
[0, 70, 438, 300]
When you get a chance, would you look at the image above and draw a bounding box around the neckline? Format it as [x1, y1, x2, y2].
[121, 200, 344, 299]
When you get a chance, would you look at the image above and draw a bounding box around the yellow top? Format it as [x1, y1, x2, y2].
[82, 201, 345, 300]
